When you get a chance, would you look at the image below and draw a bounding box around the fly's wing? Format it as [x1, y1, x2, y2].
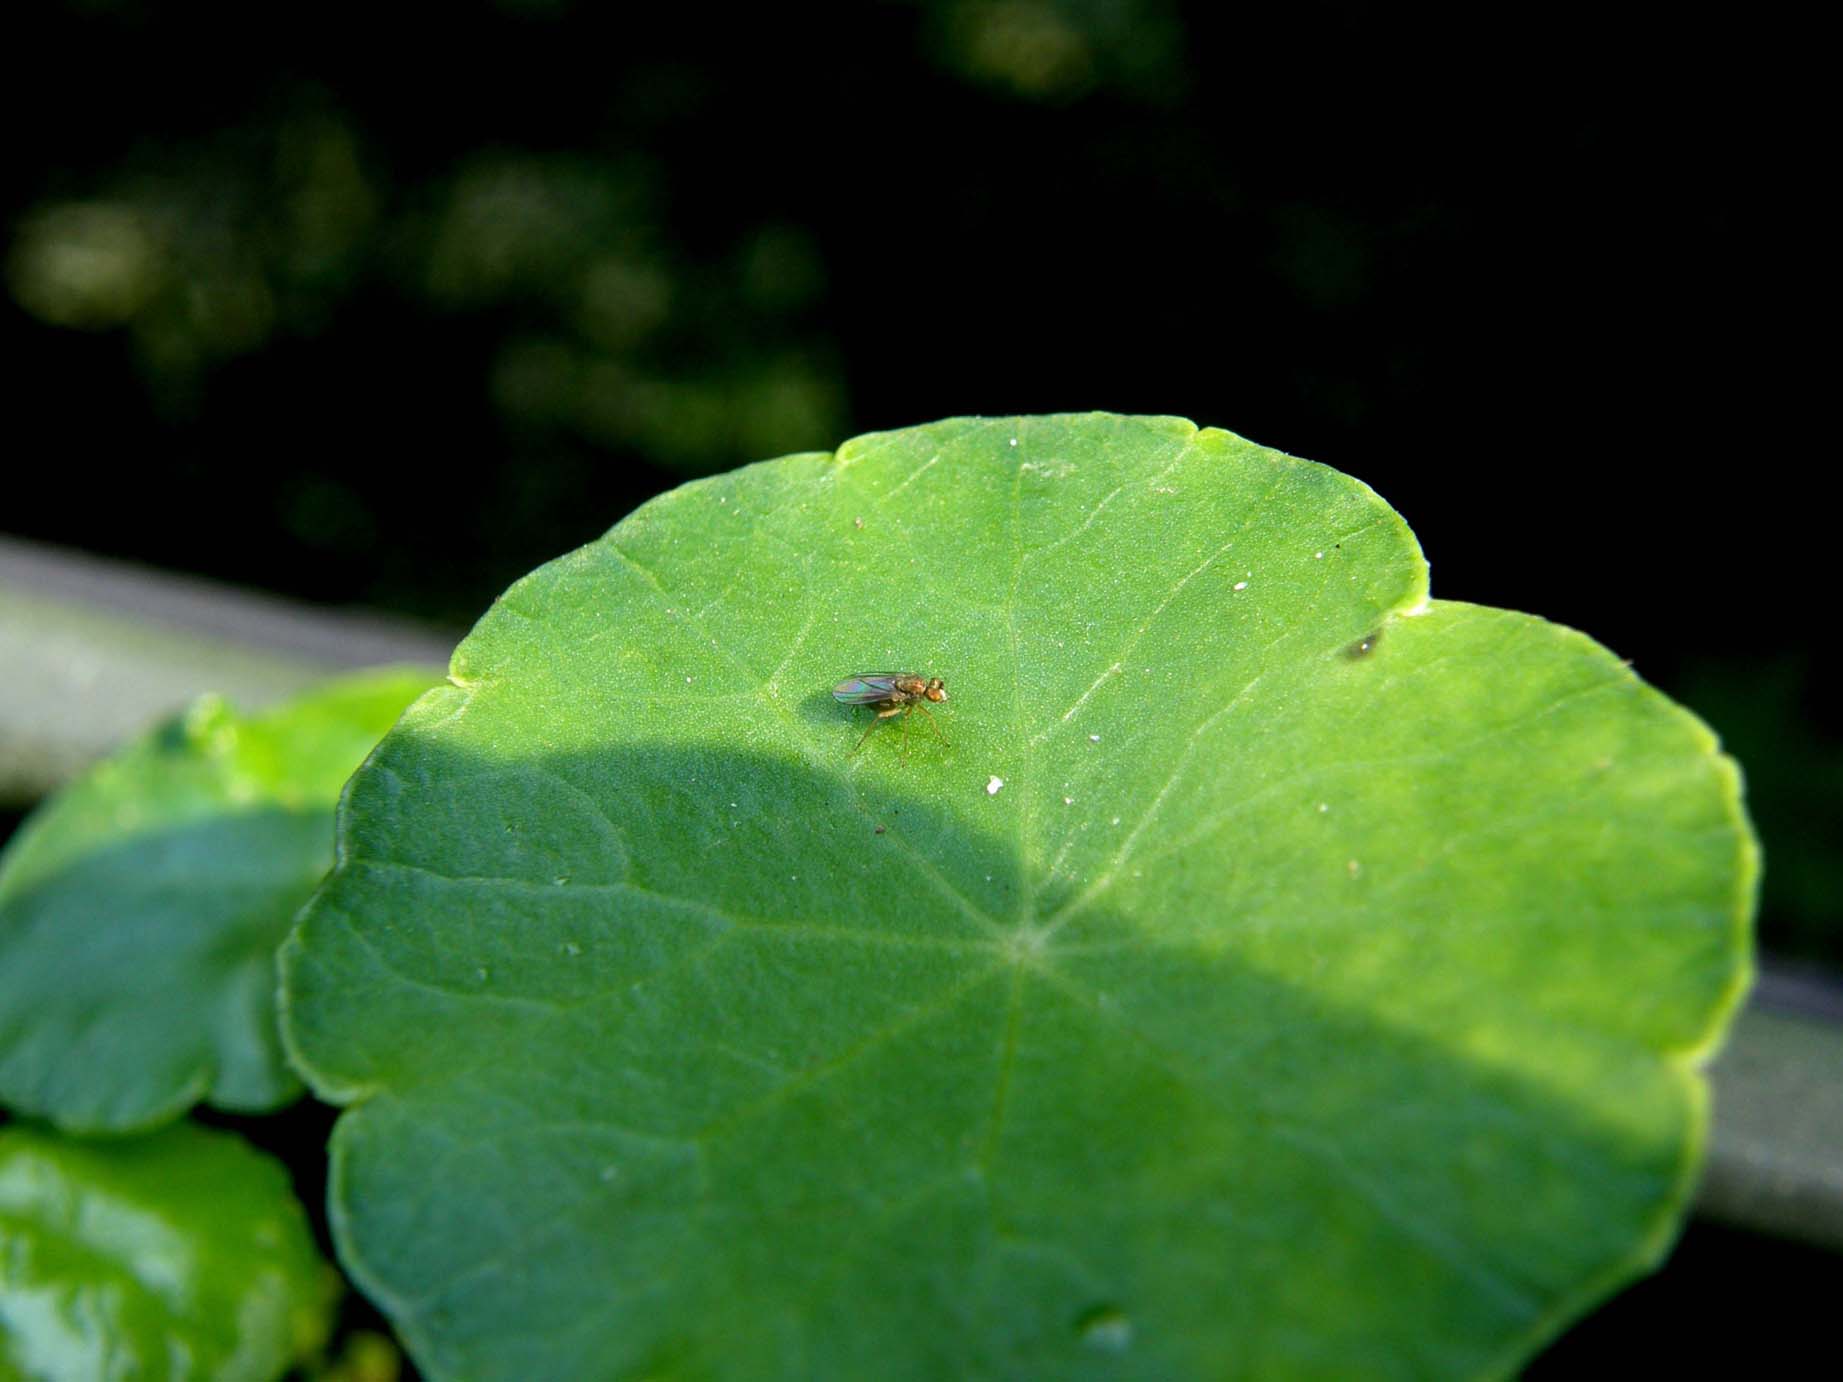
[832, 674, 908, 703]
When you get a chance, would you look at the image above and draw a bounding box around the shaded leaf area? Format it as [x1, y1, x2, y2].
[0, 668, 433, 1132]
[0, 1122, 337, 1381]
[282, 416, 1753, 1378]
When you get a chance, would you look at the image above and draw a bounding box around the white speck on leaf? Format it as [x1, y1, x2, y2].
[1064, 796, 1074, 805]
[1079, 1309, 1133, 1352]
[1233, 581, 1248, 591]
[987, 776, 1004, 796]
[1347, 859, 1362, 879]
[1089, 734, 1101, 743]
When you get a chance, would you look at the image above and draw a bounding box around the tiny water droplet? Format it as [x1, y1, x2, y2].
[1076, 1305, 1133, 1352]
[1089, 734, 1101, 743]
[1314, 550, 1325, 559]
[1233, 580, 1248, 591]
[987, 775, 1005, 796]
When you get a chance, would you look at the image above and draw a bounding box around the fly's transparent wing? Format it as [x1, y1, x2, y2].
[832, 674, 908, 704]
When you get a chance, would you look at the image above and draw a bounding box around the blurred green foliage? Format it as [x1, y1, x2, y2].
[6, 105, 843, 469]
[4, 3, 1177, 475]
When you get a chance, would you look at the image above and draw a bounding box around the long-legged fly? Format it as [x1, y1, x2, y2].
[832, 674, 949, 759]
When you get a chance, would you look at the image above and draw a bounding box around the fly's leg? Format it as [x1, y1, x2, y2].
[851, 703, 905, 754]
[914, 702, 949, 745]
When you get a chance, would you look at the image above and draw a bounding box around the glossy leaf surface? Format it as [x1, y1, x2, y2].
[0, 1122, 336, 1381]
[282, 416, 1754, 1378]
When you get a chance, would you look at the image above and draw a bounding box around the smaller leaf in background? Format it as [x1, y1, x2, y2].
[0, 667, 436, 1133]
[0, 1121, 338, 1382]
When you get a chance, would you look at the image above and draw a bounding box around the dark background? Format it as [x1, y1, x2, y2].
[4, 1, 1831, 1372]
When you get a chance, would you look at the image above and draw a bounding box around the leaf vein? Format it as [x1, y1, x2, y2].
[693, 963, 1005, 1146]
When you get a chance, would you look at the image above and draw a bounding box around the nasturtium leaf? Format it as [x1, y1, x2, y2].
[281, 416, 1755, 1379]
[0, 1121, 337, 1381]
[0, 668, 435, 1132]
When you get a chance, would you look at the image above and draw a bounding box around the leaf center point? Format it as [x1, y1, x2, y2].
[1000, 923, 1052, 968]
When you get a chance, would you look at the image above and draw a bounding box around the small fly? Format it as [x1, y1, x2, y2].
[832, 673, 949, 759]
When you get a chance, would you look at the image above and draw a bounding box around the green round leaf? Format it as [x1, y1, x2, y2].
[0, 1121, 337, 1381]
[281, 416, 1754, 1378]
[0, 668, 435, 1132]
